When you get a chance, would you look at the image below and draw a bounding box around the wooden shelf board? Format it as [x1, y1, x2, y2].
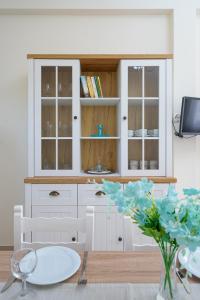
[24, 176, 177, 184]
[27, 54, 173, 71]
[27, 54, 173, 60]
[80, 98, 120, 106]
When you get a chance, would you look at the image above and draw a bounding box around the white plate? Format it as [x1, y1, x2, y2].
[178, 247, 200, 278]
[26, 246, 81, 285]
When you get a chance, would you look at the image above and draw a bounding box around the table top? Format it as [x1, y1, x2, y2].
[0, 250, 162, 283]
[0, 250, 199, 284]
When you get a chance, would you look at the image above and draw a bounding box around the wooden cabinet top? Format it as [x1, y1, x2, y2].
[24, 176, 177, 184]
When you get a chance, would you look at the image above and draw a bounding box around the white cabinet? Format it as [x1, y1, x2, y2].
[26, 55, 174, 250]
[28, 57, 172, 177]
[25, 182, 171, 250]
[78, 184, 124, 251]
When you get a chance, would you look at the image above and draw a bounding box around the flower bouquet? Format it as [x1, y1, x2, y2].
[103, 178, 200, 299]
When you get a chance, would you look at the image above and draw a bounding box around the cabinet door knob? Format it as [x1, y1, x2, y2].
[123, 116, 127, 120]
[95, 190, 106, 196]
[118, 237, 123, 242]
[74, 116, 78, 120]
[49, 191, 60, 197]
[72, 237, 76, 242]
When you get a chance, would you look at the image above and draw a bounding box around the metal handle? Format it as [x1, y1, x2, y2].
[123, 116, 127, 120]
[49, 191, 60, 197]
[95, 190, 106, 196]
[118, 237, 123, 242]
[74, 116, 78, 120]
[72, 237, 76, 242]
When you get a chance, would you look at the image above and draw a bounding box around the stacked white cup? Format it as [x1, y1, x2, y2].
[129, 160, 139, 169]
[149, 160, 158, 169]
[139, 160, 148, 169]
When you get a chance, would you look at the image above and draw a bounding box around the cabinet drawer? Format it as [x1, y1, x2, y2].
[78, 184, 122, 206]
[32, 184, 77, 206]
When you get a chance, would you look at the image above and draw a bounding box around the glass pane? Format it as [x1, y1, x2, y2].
[58, 67, 72, 97]
[144, 140, 159, 170]
[144, 99, 159, 137]
[58, 100, 72, 137]
[128, 99, 142, 137]
[41, 99, 56, 137]
[128, 67, 142, 97]
[42, 140, 56, 170]
[144, 66, 159, 97]
[41, 66, 56, 97]
[58, 140, 72, 170]
[128, 140, 142, 170]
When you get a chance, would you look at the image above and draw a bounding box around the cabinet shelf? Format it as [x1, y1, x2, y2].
[80, 98, 120, 106]
[128, 97, 159, 100]
[128, 137, 159, 140]
[81, 137, 120, 140]
[41, 137, 72, 140]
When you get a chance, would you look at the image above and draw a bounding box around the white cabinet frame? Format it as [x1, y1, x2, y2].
[34, 59, 80, 176]
[120, 59, 171, 176]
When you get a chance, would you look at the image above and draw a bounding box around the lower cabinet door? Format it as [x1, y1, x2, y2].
[32, 206, 77, 243]
[78, 206, 124, 251]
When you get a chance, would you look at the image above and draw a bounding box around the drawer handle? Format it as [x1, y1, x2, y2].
[49, 191, 60, 197]
[118, 237, 123, 242]
[95, 191, 106, 197]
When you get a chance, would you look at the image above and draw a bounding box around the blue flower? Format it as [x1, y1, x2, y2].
[103, 179, 200, 251]
[183, 188, 200, 196]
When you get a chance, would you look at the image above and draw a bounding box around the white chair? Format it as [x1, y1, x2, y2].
[14, 205, 94, 251]
[124, 216, 158, 251]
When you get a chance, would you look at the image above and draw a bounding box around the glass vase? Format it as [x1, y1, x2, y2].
[157, 243, 178, 300]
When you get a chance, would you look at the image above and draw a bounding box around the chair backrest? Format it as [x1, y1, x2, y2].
[123, 216, 158, 251]
[14, 205, 94, 251]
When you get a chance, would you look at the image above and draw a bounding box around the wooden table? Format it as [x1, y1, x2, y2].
[0, 251, 162, 283]
[0, 250, 199, 284]
[1, 251, 200, 300]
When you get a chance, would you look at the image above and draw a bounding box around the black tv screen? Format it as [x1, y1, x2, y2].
[179, 97, 200, 135]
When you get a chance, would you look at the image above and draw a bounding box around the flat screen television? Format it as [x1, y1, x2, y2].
[179, 97, 200, 136]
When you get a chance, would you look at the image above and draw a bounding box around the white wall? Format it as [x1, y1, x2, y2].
[0, 3, 199, 246]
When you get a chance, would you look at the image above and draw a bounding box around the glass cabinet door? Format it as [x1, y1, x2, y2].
[121, 60, 165, 176]
[35, 60, 80, 175]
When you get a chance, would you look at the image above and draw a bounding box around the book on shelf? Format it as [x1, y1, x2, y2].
[80, 76, 89, 97]
[86, 76, 95, 98]
[80, 75, 103, 98]
[94, 76, 101, 97]
[91, 77, 98, 98]
[97, 76, 103, 97]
